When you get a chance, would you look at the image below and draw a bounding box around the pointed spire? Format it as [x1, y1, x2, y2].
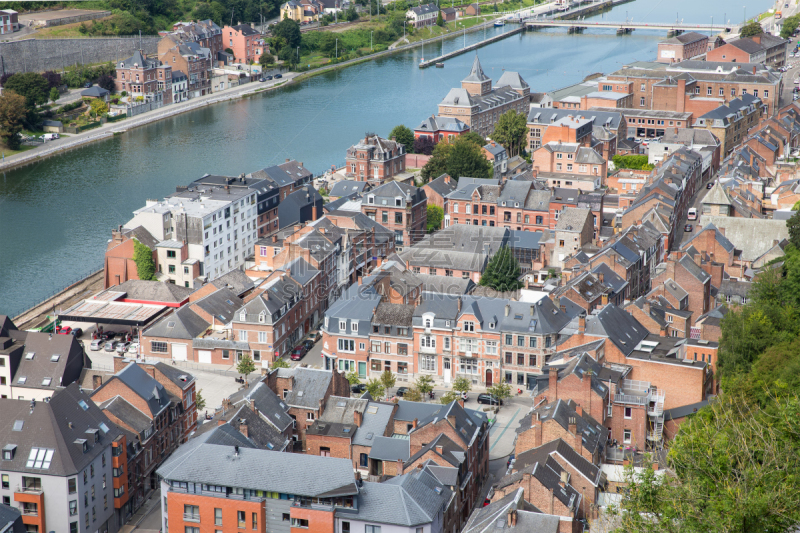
[462, 54, 489, 83]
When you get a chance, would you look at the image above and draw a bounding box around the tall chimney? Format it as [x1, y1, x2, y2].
[549, 369, 558, 401]
[239, 420, 248, 438]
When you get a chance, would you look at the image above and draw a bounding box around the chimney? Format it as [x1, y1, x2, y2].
[444, 175, 450, 184]
[447, 414, 456, 427]
[412, 418, 418, 429]
[533, 421, 543, 448]
[504, 304, 510, 316]
[436, 445, 443, 455]
[660, 326, 668, 337]
[217, 418, 225, 426]
[601, 294, 608, 305]
[578, 314, 586, 333]
[560, 304, 566, 313]
[598, 273, 604, 283]
[507, 510, 517, 526]
[677, 79, 686, 113]
[549, 368, 558, 401]
[753, 66, 757, 75]
[568, 416, 577, 436]
[575, 404, 583, 416]
[312, 203, 318, 220]
[286, 158, 290, 163]
[272, 234, 277, 243]
[718, 227, 725, 236]
[299, 162, 304, 167]
[549, 488, 555, 514]
[239, 420, 248, 438]
[354, 410, 363, 427]
[458, 398, 465, 409]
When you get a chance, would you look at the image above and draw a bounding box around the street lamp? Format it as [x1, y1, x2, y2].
[336, 37, 338, 58]
[371, 30, 374, 50]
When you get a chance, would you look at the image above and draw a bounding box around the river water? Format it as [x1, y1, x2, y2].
[0, 0, 774, 316]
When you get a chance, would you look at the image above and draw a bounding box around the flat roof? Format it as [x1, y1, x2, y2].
[592, 107, 693, 119]
[60, 299, 168, 326]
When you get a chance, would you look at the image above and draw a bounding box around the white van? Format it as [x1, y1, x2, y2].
[687, 208, 698, 221]
[42, 133, 60, 141]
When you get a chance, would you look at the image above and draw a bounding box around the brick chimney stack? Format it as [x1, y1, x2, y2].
[239, 420, 248, 438]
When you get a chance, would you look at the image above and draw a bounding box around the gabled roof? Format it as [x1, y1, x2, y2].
[412, 400, 482, 447]
[229, 381, 294, 433]
[352, 401, 395, 447]
[424, 174, 458, 198]
[144, 305, 208, 340]
[276, 367, 333, 410]
[494, 457, 582, 513]
[519, 399, 607, 455]
[495, 70, 529, 90]
[464, 488, 557, 533]
[112, 279, 193, 304]
[96, 362, 171, 417]
[514, 438, 601, 485]
[583, 303, 649, 356]
[369, 435, 410, 461]
[329, 180, 368, 197]
[0, 503, 24, 533]
[703, 181, 732, 206]
[211, 269, 255, 296]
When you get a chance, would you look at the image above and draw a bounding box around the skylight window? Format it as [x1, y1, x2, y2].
[25, 352, 34, 360]
[78, 400, 89, 411]
[99, 422, 110, 434]
[42, 378, 52, 386]
[50, 354, 60, 362]
[12, 420, 23, 431]
[17, 376, 26, 385]
[26, 448, 54, 469]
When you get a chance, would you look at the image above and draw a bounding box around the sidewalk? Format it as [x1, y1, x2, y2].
[0, 74, 298, 172]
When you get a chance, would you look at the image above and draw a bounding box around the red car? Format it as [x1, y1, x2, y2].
[290, 345, 307, 361]
[55, 326, 72, 335]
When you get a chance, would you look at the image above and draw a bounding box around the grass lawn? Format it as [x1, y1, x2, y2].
[33, 17, 114, 38]
[0, 144, 36, 158]
[298, 53, 332, 68]
[404, 15, 496, 43]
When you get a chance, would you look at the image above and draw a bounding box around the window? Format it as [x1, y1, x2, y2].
[70, 500, 78, 516]
[291, 519, 309, 528]
[707, 86, 712, 96]
[360, 453, 369, 467]
[624, 407, 632, 419]
[640, 97, 645, 107]
[185, 528, 200, 533]
[338, 339, 355, 352]
[342, 522, 351, 533]
[485, 341, 497, 355]
[529, 354, 536, 367]
[151, 341, 168, 353]
[623, 429, 632, 444]
[252, 512, 258, 530]
[517, 336, 524, 347]
[463, 321, 474, 332]
[517, 354, 524, 365]
[307, 412, 315, 421]
[398, 343, 408, 355]
[365, 526, 382, 533]
[238, 511, 246, 528]
[70, 523, 78, 533]
[421, 355, 436, 372]
[529, 337, 537, 348]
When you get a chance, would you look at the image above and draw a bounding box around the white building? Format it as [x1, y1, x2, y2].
[171, 70, 188, 103]
[125, 183, 258, 281]
[406, 3, 439, 28]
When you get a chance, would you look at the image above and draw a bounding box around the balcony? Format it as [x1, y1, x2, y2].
[183, 513, 200, 522]
[20, 508, 38, 517]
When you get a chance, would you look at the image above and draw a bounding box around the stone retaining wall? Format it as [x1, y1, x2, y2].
[0, 36, 159, 73]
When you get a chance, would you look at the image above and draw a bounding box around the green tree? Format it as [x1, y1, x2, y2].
[440, 391, 459, 404]
[403, 386, 422, 402]
[739, 20, 764, 38]
[612, 154, 654, 171]
[366, 378, 385, 399]
[487, 382, 512, 404]
[787, 211, 800, 249]
[416, 374, 434, 396]
[452, 376, 471, 396]
[225, 47, 234, 55]
[0, 90, 27, 150]
[436, 9, 444, 26]
[272, 18, 301, 52]
[271, 357, 291, 369]
[389, 124, 415, 151]
[610, 393, 800, 533]
[236, 354, 257, 377]
[4, 72, 50, 111]
[49, 87, 60, 104]
[459, 131, 485, 147]
[491, 109, 527, 157]
[380, 369, 396, 391]
[132, 239, 156, 281]
[259, 51, 276, 68]
[421, 139, 452, 181]
[346, 370, 361, 386]
[479, 245, 523, 292]
[781, 14, 800, 38]
[196, 389, 207, 411]
[427, 204, 443, 233]
[445, 135, 492, 180]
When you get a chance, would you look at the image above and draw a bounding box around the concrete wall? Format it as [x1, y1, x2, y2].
[0, 36, 159, 74]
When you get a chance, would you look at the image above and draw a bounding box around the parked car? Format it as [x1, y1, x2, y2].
[351, 383, 367, 394]
[100, 331, 116, 340]
[460, 391, 469, 401]
[83, 81, 92, 88]
[302, 339, 315, 351]
[507, 454, 515, 467]
[104, 340, 118, 352]
[396, 387, 409, 397]
[128, 342, 139, 354]
[116, 342, 131, 354]
[42, 133, 60, 141]
[290, 344, 307, 361]
[477, 393, 503, 405]
[707, 182, 714, 189]
[71, 327, 83, 338]
[687, 208, 697, 221]
[274, 73, 282, 79]
[684, 224, 693, 232]
[483, 499, 491, 507]
[308, 330, 321, 343]
[259, 77, 266, 82]
[90, 339, 105, 351]
[265, 75, 273, 80]
[55, 325, 72, 335]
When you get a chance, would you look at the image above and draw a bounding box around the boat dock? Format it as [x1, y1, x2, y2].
[418, 25, 524, 68]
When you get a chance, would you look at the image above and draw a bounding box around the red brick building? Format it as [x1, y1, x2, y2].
[656, 32, 709, 63]
[345, 134, 407, 183]
[361, 181, 427, 249]
[115, 50, 173, 104]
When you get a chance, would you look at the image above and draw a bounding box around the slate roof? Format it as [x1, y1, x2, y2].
[424, 174, 458, 198]
[420, 460, 460, 487]
[0, 504, 24, 533]
[230, 23, 259, 35]
[0, 383, 124, 477]
[329, 180, 368, 197]
[682, 223, 735, 254]
[496, 70, 529, 90]
[111, 279, 193, 303]
[464, 488, 558, 533]
[583, 303, 649, 357]
[95, 362, 171, 417]
[514, 438, 601, 485]
[8, 331, 84, 393]
[411, 400, 483, 447]
[143, 305, 208, 340]
[217, 403, 290, 451]
[350, 468, 451, 527]
[663, 400, 710, 421]
[352, 401, 395, 447]
[409, 2, 438, 15]
[660, 31, 708, 45]
[212, 269, 255, 296]
[97, 395, 152, 434]
[463, 55, 489, 83]
[555, 207, 591, 232]
[704, 181, 733, 206]
[494, 457, 581, 513]
[276, 367, 333, 410]
[157, 438, 358, 497]
[229, 381, 294, 433]
[80, 86, 109, 98]
[368, 435, 410, 461]
[405, 433, 466, 468]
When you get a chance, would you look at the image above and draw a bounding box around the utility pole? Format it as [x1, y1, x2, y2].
[336, 37, 338, 58]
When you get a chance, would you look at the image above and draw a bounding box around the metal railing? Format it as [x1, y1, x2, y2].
[614, 393, 649, 406]
[183, 513, 200, 522]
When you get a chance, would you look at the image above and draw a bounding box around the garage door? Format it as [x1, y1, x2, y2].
[198, 350, 212, 364]
[172, 343, 188, 361]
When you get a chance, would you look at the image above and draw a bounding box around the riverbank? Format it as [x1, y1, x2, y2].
[0, 8, 539, 172]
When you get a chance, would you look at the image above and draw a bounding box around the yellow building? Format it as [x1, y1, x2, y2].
[280, 0, 320, 23]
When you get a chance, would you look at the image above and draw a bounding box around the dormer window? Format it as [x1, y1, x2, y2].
[258, 311, 266, 324]
[395, 198, 402, 207]
[2, 445, 16, 460]
[240, 311, 247, 321]
[368, 196, 374, 204]
[339, 320, 346, 331]
[351, 321, 358, 332]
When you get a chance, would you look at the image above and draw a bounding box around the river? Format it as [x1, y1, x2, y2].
[0, 0, 775, 316]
